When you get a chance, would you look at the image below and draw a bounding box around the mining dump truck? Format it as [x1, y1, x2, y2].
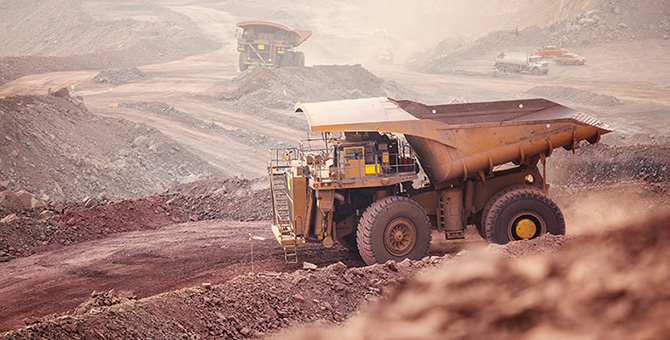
[495, 52, 549, 75]
[236, 21, 312, 71]
[269, 97, 611, 264]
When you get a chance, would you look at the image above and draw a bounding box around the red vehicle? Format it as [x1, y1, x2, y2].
[534, 45, 568, 58]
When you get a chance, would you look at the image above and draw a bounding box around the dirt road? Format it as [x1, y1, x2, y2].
[0, 220, 364, 332]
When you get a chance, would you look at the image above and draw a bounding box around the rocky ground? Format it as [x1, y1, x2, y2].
[0, 178, 270, 262]
[220, 65, 418, 130]
[0, 91, 218, 202]
[284, 214, 670, 340]
[0, 0, 219, 86]
[0, 0, 668, 338]
[92, 67, 147, 85]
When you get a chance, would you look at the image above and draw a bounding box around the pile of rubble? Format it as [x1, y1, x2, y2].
[548, 143, 670, 186]
[221, 65, 417, 130]
[0, 177, 270, 262]
[283, 214, 670, 339]
[91, 67, 147, 85]
[0, 92, 218, 202]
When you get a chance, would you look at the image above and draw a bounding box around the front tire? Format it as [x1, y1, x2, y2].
[356, 196, 431, 265]
[278, 52, 293, 68]
[238, 53, 249, 72]
[532, 67, 541, 75]
[293, 51, 305, 67]
[482, 185, 565, 244]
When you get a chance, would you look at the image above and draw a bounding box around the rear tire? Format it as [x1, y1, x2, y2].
[293, 51, 305, 67]
[279, 52, 293, 68]
[482, 185, 565, 244]
[238, 53, 248, 72]
[356, 196, 431, 265]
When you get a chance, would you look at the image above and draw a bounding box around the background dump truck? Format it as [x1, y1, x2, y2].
[236, 21, 312, 71]
[494, 52, 549, 75]
[269, 97, 611, 264]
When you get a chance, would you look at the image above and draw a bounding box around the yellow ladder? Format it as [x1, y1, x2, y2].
[270, 172, 298, 263]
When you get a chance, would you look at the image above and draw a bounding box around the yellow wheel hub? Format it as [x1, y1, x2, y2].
[515, 218, 537, 239]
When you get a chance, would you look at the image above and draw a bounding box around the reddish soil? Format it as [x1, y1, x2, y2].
[0, 220, 366, 333]
[284, 214, 670, 340]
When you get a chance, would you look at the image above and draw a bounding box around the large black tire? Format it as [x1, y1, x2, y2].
[238, 53, 248, 72]
[293, 51, 305, 67]
[336, 233, 358, 252]
[531, 67, 541, 75]
[278, 52, 293, 68]
[356, 196, 431, 265]
[481, 185, 565, 244]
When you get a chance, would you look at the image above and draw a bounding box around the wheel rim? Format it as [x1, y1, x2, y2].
[507, 212, 546, 240]
[384, 217, 417, 256]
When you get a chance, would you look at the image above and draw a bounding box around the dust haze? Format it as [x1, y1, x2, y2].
[0, 0, 669, 339]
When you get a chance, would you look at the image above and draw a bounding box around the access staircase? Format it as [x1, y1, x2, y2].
[269, 154, 299, 263]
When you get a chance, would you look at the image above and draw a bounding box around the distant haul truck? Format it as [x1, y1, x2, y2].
[494, 52, 549, 75]
[236, 21, 312, 71]
[269, 97, 611, 264]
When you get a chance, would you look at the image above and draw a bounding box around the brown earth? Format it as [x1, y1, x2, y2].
[0, 0, 219, 86]
[0, 178, 269, 261]
[283, 214, 670, 340]
[0, 93, 219, 202]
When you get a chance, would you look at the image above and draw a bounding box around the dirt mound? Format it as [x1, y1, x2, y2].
[120, 102, 284, 147]
[525, 85, 622, 106]
[0, 94, 218, 202]
[486, 233, 565, 258]
[0, 177, 270, 261]
[548, 143, 670, 186]
[283, 214, 670, 340]
[0, 258, 439, 339]
[224, 65, 415, 108]
[414, 0, 670, 72]
[221, 65, 417, 130]
[162, 177, 272, 222]
[91, 67, 147, 85]
[0, 2, 219, 86]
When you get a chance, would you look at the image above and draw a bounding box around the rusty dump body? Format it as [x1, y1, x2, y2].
[270, 97, 611, 264]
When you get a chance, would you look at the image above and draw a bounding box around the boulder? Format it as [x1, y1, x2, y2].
[0, 190, 21, 212]
[31, 197, 47, 210]
[14, 189, 36, 210]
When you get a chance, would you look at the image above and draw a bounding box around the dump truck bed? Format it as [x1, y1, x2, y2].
[236, 21, 312, 46]
[295, 97, 612, 187]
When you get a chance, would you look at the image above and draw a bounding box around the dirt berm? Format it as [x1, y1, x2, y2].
[0, 92, 219, 202]
[221, 65, 417, 130]
[285, 214, 670, 340]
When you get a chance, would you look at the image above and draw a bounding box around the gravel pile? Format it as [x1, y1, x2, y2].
[0, 93, 218, 202]
[1, 258, 441, 339]
[283, 214, 670, 340]
[221, 65, 418, 130]
[91, 67, 147, 85]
